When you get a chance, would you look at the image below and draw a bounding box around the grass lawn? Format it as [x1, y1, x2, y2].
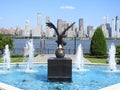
[0, 54, 120, 64]
[11, 58, 23, 62]
[86, 56, 120, 64]
[0, 58, 23, 63]
[86, 57, 107, 63]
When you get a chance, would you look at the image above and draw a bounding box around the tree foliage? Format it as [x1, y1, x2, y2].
[90, 28, 107, 56]
[0, 34, 13, 54]
[116, 45, 120, 54]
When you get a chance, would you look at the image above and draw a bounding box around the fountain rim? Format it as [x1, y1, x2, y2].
[0, 63, 120, 67]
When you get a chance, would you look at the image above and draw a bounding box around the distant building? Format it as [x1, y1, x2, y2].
[46, 16, 54, 37]
[57, 19, 66, 34]
[105, 23, 111, 37]
[57, 19, 76, 37]
[111, 16, 120, 38]
[32, 13, 43, 37]
[115, 16, 120, 38]
[87, 26, 94, 38]
[22, 13, 43, 37]
[22, 20, 30, 36]
[78, 18, 85, 37]
[100, 24, 109, 38]
[111, 19, 115, 38]
[67, 23, 76, 37]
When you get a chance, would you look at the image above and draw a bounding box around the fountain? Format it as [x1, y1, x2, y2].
[46, 21, 75, 82]
[26, 39, 34, 71]
[3, 45, 11, 70]
[23, 41, 29, 62]
[1, 39, 120, 90]
[75, 43, 85, 70]
[108, 43, 117, 71]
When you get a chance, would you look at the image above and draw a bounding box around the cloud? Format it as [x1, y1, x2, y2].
[60, 6, 75, 10]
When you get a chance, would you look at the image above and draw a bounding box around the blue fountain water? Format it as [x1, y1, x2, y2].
[0, 64, 120, 90]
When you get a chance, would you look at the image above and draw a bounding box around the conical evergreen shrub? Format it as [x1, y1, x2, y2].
[90, 28, 107, 56]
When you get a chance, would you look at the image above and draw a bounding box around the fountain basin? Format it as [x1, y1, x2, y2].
[0, 64, 120, 90]
[48, 57, 72, 82]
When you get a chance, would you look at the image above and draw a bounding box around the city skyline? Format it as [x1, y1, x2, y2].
[0, 0, 120, 30]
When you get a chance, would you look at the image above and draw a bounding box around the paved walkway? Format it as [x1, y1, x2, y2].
[100, 83, 120, 90]
[0, 82, 21, 90]
[34, 54, 91, 64]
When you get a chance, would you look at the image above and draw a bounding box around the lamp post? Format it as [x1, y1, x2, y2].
[74, 35, 76, 54]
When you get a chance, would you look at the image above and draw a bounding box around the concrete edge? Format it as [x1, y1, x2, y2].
[99, 83, 120, 90]
[0, 82, 21, 90]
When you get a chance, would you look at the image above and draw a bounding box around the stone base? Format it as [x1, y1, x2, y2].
[48, 57, 72, 82]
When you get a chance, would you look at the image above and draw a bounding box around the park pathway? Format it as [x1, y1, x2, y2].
[34, 54, 91, 64]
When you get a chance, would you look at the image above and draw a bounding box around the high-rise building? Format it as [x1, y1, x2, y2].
[23, 20, 30, 36]
[87, 26, 94, 38]
[67, 23, 76, 37]
[46, 16, 50, 37]
[37, 13, 42, 26]
[57, 19, 66, 34]
[78, 18, 85, 37]
[111, 19, 115, 38]
[100, 24, 109, 38]
[46, 16, 54, 37]
[15, 26, 22, 36]
[32, 13, 43, 37]
[57, 19, 76, 37]
[111, 16, 120, 38]
[115, 16, 120, 38]
[105, 23, 111, 37]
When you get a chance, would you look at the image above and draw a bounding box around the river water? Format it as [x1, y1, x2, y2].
[12, 39, 120, 54]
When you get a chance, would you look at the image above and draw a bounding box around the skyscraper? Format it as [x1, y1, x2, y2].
[57, 19, 76, 37]
[87, 26, 94, 38]
[111, 16, 120, 38]
[111, 19, 115, 38]
[46, 16, 54, 37]
[57, 19, 66, 34]
[32, 13, 43, 37]
[37, 13, 42, 26]
[67, 23, 76, 37]
[115, 16, 120, 38]
[78, 18, 85, 37]
[105, 23, 111, 37]
[23, 20, 30, 36]
[100, 24, 109, 38]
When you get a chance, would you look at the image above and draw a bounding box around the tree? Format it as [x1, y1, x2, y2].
[90, 28, 107, 56]
[116, 45, 120, 54]
[0, 34, 13, 54]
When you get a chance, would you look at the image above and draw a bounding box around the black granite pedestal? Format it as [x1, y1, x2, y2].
[48, 57, 72, 82]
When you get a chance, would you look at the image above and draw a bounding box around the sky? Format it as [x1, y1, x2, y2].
[0, 0, 120, 30]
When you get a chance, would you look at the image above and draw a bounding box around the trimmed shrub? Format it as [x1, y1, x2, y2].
[90, 28, 107, 56]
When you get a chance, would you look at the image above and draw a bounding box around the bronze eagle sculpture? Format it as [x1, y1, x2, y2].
[46, 21, 75, 47]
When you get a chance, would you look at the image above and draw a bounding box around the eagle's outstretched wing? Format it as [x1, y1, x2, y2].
[61, 22, 75, 35]
[46, 22, 59, 36]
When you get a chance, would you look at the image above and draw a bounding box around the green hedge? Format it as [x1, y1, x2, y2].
[0, 53, 39, 58]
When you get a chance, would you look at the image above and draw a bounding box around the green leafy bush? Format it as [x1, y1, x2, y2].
[116, 45, 120, 54]
[0, 34, 13, 54]
[90, 28, 107, 56]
